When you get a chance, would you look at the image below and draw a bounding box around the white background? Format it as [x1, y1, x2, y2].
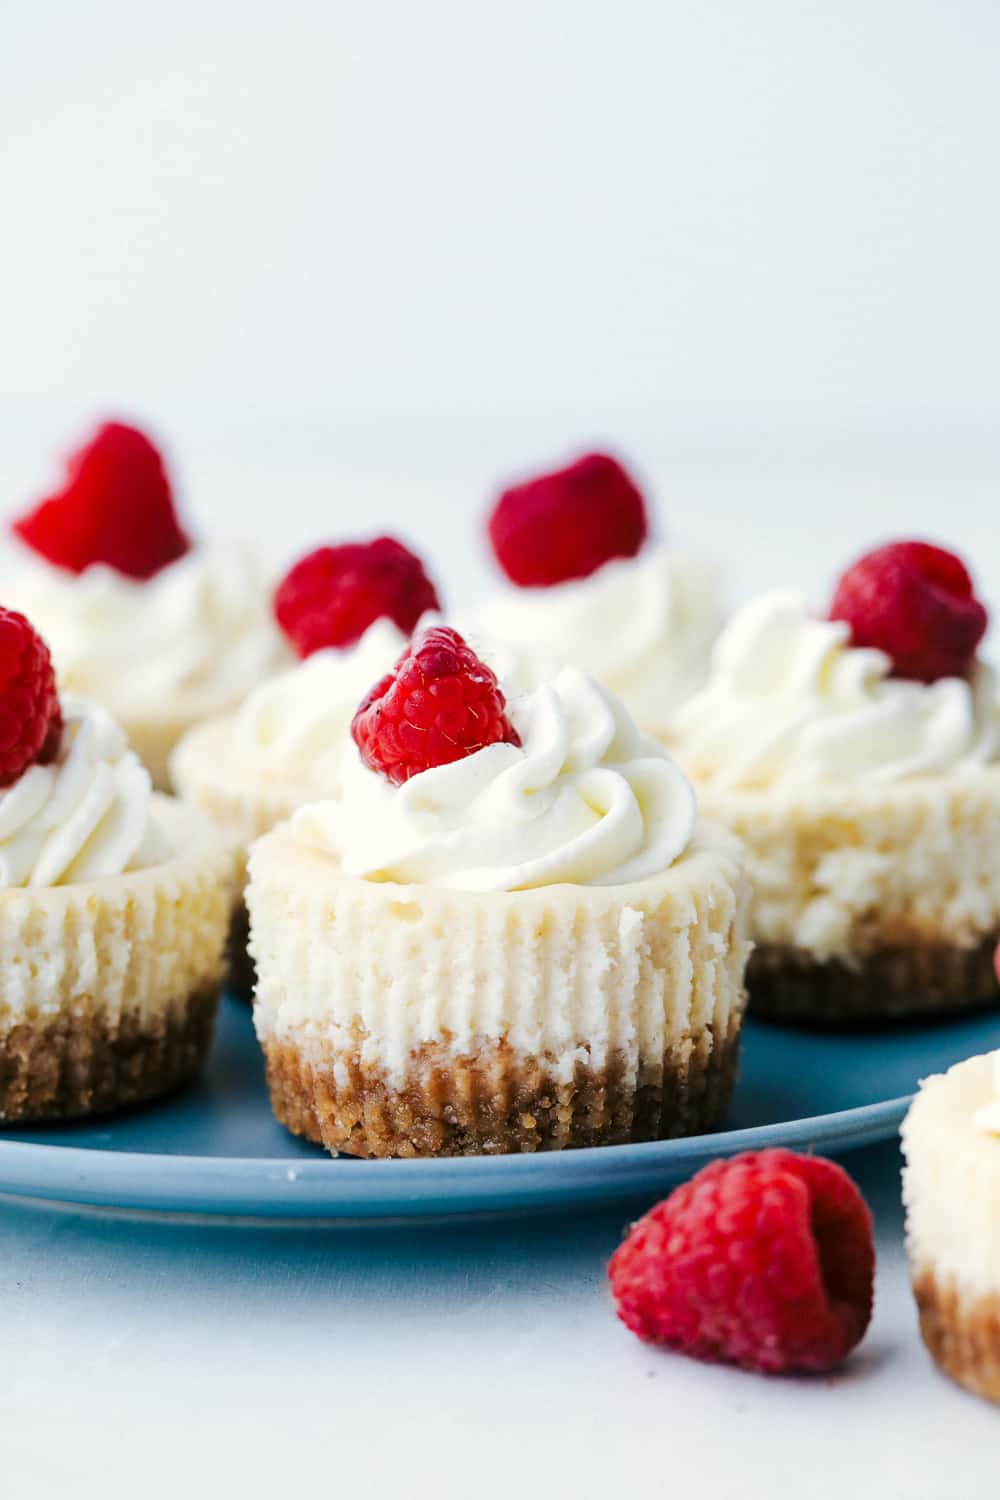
[1, 5, 999, 1494]
[1, 1, 998, 606]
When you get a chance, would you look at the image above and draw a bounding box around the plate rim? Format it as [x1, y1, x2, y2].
[0, 1090, 909, 1219]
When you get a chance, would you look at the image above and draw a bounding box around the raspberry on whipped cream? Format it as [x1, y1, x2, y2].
[13, 420, 190, 580]
[0, 607, 62, 787]
[488, 452, 647, 587]
[830, 541, 988, 684]
[300, 660, 696, 891]
[274, 537, 441, 657]
[351, 626, 520, 787]
[671, 589, 999, 792]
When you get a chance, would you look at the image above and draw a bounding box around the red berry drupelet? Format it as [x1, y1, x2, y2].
[0, 608, 63, 788]
[488, 452, 648, 587]
[608, 1149, 875, 1375]
[829, 540, 987, 684]
[13, 421, 190, 581]
[274, 537, 441, 658]
[351, 625, 520, 786]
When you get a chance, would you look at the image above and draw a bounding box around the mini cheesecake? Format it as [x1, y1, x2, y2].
[0, 795, 234, 1122]
[8, 421, 288, 789]
[902, 1051, 1000, 1403]
[476, 452, 721, 737]
[667, 558, 1000, 1024]
[171, 541, 443, 994]
[247, 630, 750, 1158]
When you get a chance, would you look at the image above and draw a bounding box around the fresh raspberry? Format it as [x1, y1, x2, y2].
[351, 625, 520, 786]
[488, 452, 648, 587]
[829, 540, 987, 684]
[274, 537, 441, 658]
[12, 421, 190, 581]
[0, 609, 63, 787]
[608, 1149, 875, 1375]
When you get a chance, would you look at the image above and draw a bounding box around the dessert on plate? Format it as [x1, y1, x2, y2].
[170, 535, 443, 992]
[472, 451, 722, 737]
[902, 1046, 1000, 1403]
[247, 623, 750, 1158]
[667, 541, 1000, 1022]
[0, 607, 235, 1122]
[6, 420, 289, 788]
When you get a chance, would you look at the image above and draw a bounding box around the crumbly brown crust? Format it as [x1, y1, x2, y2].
[913, 1268, 1000, 1404]
[0, 989, 219, 1123]
[747, 937, 999, 1025]
[226, 899, 255, 1001]
[262, 1021, 742, 1158]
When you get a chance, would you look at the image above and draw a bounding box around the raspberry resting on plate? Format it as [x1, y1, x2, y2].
[829, 540, 987, 684]
[608, 1148, 875, 1374]
[274, 537, 441, 658]
[12, 421, 190, 581]
[0, 607, 63, 787]
[351, 624, 520, 786]
[488, 451, 648, 587]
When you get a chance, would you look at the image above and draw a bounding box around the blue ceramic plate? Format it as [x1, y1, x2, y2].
[1, 997, 998, 1219]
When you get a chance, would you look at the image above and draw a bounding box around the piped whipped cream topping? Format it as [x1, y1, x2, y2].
[5, 542, 290, 717]
[293, 665, 696, 891]
[973, 1052, 1000, 1135]
[469, 546, 722, 731]
[670, 590, 1000, 792]
[0, 695, 166, 887]
[233, 618, 409, 785]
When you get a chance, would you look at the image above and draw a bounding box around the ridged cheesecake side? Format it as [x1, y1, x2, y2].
[696, 769, 1000, 1021]
[902, 1054, 1000, 1403]
[247, 821, 750, 1157]
[0, 796, 236, 1122]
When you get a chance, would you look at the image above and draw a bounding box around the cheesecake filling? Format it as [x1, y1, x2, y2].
[0, 695, 167, 887]
[903, 1055, 1000, 1299]
[249, 820, 747, 1088]
[470, 546, 721, 731]
[974, 1052, 1000, 1134]
[671, 590, 999, 791]
[293, 666, 697, 891]
[5, 541, 289, 718]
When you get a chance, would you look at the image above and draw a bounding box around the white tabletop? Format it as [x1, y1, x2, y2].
[1, 1140, 995, 1500]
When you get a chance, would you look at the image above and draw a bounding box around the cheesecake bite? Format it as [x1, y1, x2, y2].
[247, 625, 749, 1157]
[7, 420, 288, 787]
[902, 1047, 1000, 1403]
[0, 607, 235, 1122]
[473, 452, 721, 737]
[170, 536, 443, 994]
[667, 541, 1000, 1022]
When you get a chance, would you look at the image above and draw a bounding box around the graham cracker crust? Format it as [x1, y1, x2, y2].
[262, 1024, 742, 1158]
[913, 1268, 1000, 1404]
[226, 900, 255, 1001]
[747, 937, 1000, 1025]
[0, 989, 220, 1124]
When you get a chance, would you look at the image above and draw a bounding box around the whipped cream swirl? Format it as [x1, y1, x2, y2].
[974, 1052, 1000, 1135]
[5, 542, 290, 716]
[670, 591, 1000, 791]
[233, 618, 409, 783]
[0, 695, 166, 887]
[293, 666, 696, 891]
[469, 546, 721, 732]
